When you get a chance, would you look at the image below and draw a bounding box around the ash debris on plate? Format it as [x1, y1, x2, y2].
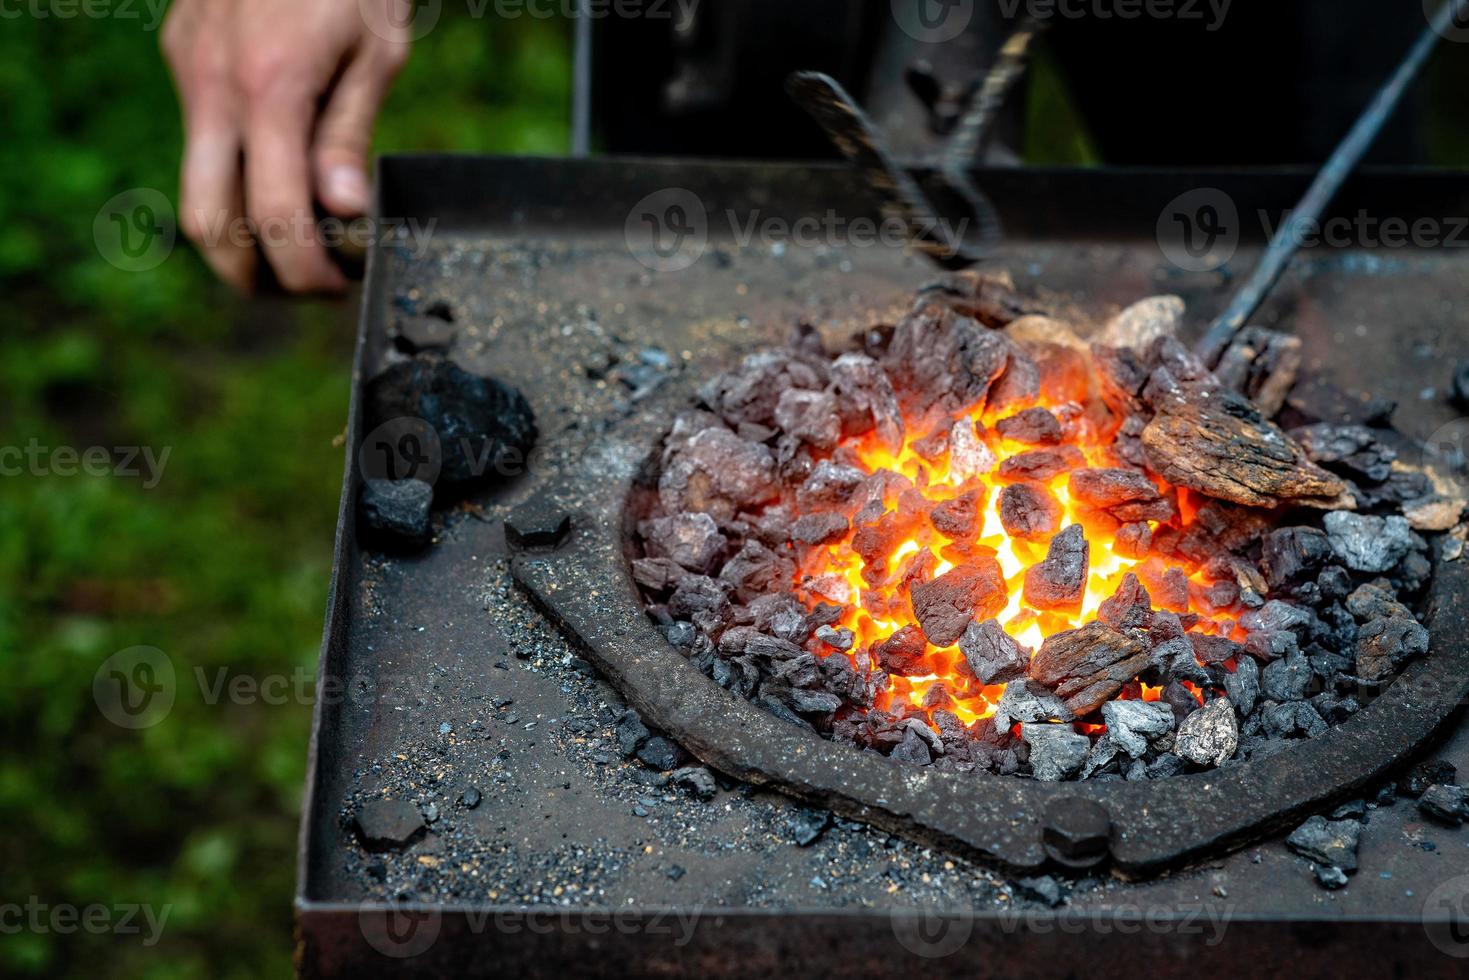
[628, 273, 1449, 786]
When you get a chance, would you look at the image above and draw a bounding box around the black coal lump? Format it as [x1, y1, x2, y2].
[1417, 785, 1467, 825]
[364, 354, 537, 491]
[354, 799, 427, 852]
[1399, 760, 1456, 799]
[358, 478, 433, 549]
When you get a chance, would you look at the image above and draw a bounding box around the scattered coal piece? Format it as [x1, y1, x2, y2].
[358, 479, 433, 550]
[1417, 785, 1467, 825]
[1213, 325, 1302, 417]
[1189, 633, 1240, 666]
[354, 799, 427, 852]
[1020, 723, 1090, 781]
[930, 490, 984, 539]
[1225, 656, 1261, 715]
[1100, 700, 1175, 758]
[364, 354, 537, 490]
[1114, 522, 1153, 558]
[1014, 875, 1065, 908]
[1068, 468, 1163, 510]
[1174, 697, 1238, 767]
[875, 625, 928, 676]
[1260, 526, 1333, 590]
[774, 387, 841, 451]
[1354, 613, 1429, 683]
[669, 766, 718, 801]
[1031, 622, 1151, 717]
[995, 406, 1063, 445]
[459, 787, 482, 809]
[1314, 865, 1349, 890]
[786, 807, 833, 846]
[1290, 423, 1396, 483]
[1023, 525, 1089, 612]
[1400, 760, 1457, 798]
[795, 458, 866, 511]
[911, 560, 1008, 647]
[884, 304, 1009, 416]
[959, 619, 1030, 685]
[999, 482, 1062, 541]
[1261, 700, 1328, 738]
[635, 735, 685, 771]
[1262, 651, 1312, 702]
[997, 445, 1086, 482]
[815, 624, 855, 651]
[829, 353, 905, 452]
[614, 709, 651, 757]
[1323, 511, 1413, 574]
[1141, 385, 1346, 508]
[642, 512, 727, 573]
[992, 680, 1076, 728]
[1286, 815, 1360, 873]
[790, 511, 849, 546]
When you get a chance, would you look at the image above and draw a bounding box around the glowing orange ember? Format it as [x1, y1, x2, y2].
[791, 390, 1241, 731]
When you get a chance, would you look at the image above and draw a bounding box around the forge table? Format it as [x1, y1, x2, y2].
[295, 157, 1469, 978]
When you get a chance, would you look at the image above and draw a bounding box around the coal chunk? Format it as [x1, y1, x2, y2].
[637, 735, 686, 771]
[959, 619, 1030, 685]
[1260, 527, 1332, 590]
[642, 512, 727, 573]
[1262, 651, 1311, 702]
[999, 482, 1062, 541]
[1068, 468, 1163, 511]
[1023, 525, 1089, 612]
[1098, 573, 1152, 632]
[1285, 815, 1360, 873]
[1225, 656, 1261, 714]
[354, 799, 427, 852]
[1189, 633, 1240, 666]
[1100, 700, 1175, 758]
[358, 479, 433, 549]
[1290, 423, 1396, 484]
[662, 427, 779, 521]
[1354, 614, 1429, 683]
[1021, 723, 1090, 781]
[670, 766, 718, 801]
[874, 625, 928, 676]
[1174, 697, 1238, 767]
[1031, 623, 1151, 717]
[1014, 875, 1065, 907]
[364, 355, 537, 490]
[930, 490, 984, 539]
[829, 353, 905, 452]
[791, 511, 849, 545]
[884, 304, 1009, 416]
[998, 445, 1086, 482]
[1323, 512, 1412, 574]
[787, 808, 833, 846]
[1417, 785, 1467, 825]
[995, 407, 1063, 445]
[614, 709, 651, 756]
[1399, 760, 1456, 798]
[911, 560, 1008, 647]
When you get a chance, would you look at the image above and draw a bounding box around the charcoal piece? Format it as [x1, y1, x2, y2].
[791, 511, 849, 545]
[874, 625, 928, 676]
[614, 709, 652, 756]
[1023, 525, 1089, 612]
[643, 512, 727, 573]
[1161, 680, 1200, 723]
[931, 490, 984, 539]
[912, 427, 950, 463]
[632, 557, 681, 593]
[1354, 614, 1429, 683]
[1417, 785, 1467, 825]
[1261, 651, 1311, 702]
[829, 353, 905, 452]
[1100, 700, 1175, 758]
[911, 560, 1008, 647]
[795, 459, 866, 511]
[358, 478, 434, 549]
[891, 728, 934, 765]
[913, 269, 1038, 327]
[989, 343, 1042, 411]
[1200, 579, 1240, 612]
[814, 625, 855, 651]
[1098, 573, 1152, 632]
[1261, 700, 1328, 738]
[354, 799, 427, 852]
[700, 350, 824, 429]
[1140, 385, 1346, 508]
[1330, 799, 1367, 821]
[787, 807, 833, 846]
[1031, 622, 1151, 717]
[659, 622, 697, 649]
[1137, 563, 1189, 613]
[1400, 760, 1457, 798]
[1144, 754, 1187, 780]
[999, 482, 1062, 541]
[751, 594, 812, 642]
[1174, 697, 1238, 767]
[364, 355, 538, 490]
[1068, 468, 1163, 510]
[660, 427, 778, 521]
[1151, 636, 1209, 686]
[1260, 527, 1333, 590]
[959, 619, 1030, 685]
[1392, 550, 1432, 596]
[992, 680, 1075, 728]
[1225, 656, 1261, 715]
[1323, 511, 1412, 574]
[997, 445, 1087, 482]
[1240, 600, 1319, 640]
[774, 387, 840, 451]
[995, 407, 1063, 446]
[1289, 423, 1396, 484]
[670, 766, 718, 801]
[788, 687, 843, 715]
[1014, 875, 1065, 908]
[1113, 522, 1153, 559]
[1100, 295, 1183, 349]
[1021, 723, 1090, 781]
[1091, 345, 1151, 416]
[1241, 626, 1299, 660]
[1286, 815, 1360, 873]
[1314, 865, 1349, 890]
[1317, 566, 1352, 604]
[668, 576, 732, 635]
[720, 540, 796, 604]
[948, 418, 997, 480]
[1213, 326, 1303, 417]
[1081, 736, 1122, 778]
[1402, 493, 1467, 532]
[1189, 633, 1241, 666]
[884, 304, 1010, 415]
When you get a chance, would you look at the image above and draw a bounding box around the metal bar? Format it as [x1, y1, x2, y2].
[1198, 0, 1465, 365]
[942, 17, 1049, 181]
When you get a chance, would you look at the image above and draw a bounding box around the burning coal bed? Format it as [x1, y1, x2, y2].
[630, 275, 1452, 784]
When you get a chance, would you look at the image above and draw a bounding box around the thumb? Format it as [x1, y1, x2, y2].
[312, 46, 406, 216]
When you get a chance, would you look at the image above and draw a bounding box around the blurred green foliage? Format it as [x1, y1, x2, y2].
[0, 10, 570, 979]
